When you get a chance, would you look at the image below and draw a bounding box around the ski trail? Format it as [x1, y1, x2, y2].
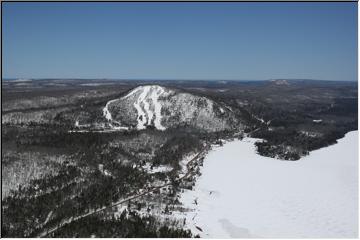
[134, 86, 149, 129]
[152, 87, 166, 130]
[102, 98, 129, 130]
[143, 87, 153, 126]
[103, 99, 118, 121]
[122, 87, 141, 99]
[102, 85, 167, 131]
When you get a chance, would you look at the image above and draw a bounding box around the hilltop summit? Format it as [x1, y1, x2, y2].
[103, 85, 241, 132]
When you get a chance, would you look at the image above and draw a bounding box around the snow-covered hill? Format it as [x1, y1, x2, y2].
[103, 85, 241, 132]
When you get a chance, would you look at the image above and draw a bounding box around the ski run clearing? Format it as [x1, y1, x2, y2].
[122, 85, 167, 130]
[175, 131, 358, 238]
[101, 85, 168, 131]
[102, 99, 129, 130]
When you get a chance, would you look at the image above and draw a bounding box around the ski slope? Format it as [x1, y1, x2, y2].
[177, 131, 358, 238]
[102, 99, 129, 130]
[130, 85, 167, 130]
[104, 85, 167, 130]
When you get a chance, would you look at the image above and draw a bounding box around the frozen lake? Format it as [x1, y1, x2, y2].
[178, 131, 358, 238]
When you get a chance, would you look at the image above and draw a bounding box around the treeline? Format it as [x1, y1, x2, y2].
[51, 213, 194, 238]
[2, 160, 150, 237]
[2, 163, 81, 237]
[153, 133, 203, 169]
[253, 120, 357, 160]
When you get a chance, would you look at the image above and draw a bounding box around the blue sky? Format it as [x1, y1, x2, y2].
[2, 2, 357, 81]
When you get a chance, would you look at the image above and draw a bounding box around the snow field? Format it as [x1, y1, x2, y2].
[176, 131, 358, 238]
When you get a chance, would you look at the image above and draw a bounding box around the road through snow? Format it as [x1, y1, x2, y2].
[38, 150, 205, 237]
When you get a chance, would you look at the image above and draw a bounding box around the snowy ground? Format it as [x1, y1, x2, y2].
[176, 131, 358, 238]
[142, 163, 173, 174]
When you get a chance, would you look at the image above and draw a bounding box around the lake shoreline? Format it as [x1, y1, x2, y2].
[176, 131, 358, 238]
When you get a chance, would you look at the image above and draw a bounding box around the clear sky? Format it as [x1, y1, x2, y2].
[2, 2, 358, 81]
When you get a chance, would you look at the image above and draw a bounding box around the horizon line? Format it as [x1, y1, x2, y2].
[2, 77, 358, 82]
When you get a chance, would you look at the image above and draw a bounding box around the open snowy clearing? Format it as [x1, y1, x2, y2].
[176, 131, 358, 238]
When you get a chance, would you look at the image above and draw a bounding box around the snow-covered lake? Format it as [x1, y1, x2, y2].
[178, 131, 358, 238]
